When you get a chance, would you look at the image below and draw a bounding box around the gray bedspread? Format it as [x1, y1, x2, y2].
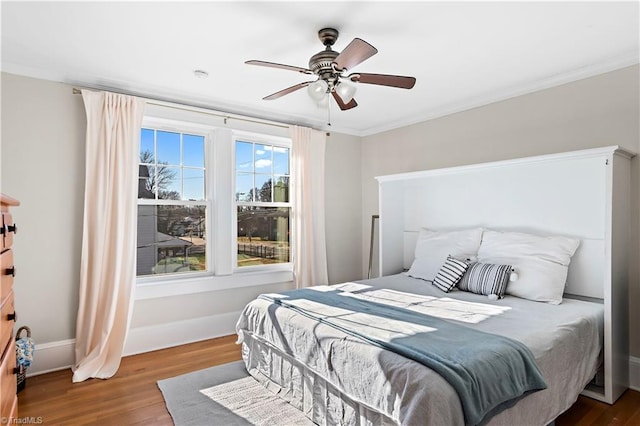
[237, 274, 604, 425]
[259, 288, 546, 426]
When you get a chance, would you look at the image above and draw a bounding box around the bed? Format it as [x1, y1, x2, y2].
[236, 146, 631, 425]
[236, 273, 604, 425]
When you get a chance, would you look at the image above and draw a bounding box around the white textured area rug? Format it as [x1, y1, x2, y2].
[157, 360, 313, 426]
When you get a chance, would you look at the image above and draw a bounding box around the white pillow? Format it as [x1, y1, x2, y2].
[477, 230, 580, 304]
[406, 228, 483, 282]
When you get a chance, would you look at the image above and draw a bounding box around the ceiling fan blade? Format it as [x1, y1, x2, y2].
[332, 91, 358, 110]
[263, 81, 314, 100]
[246, 60, 312, 74]
[334, 38, 378, 71]
[350, 73, 416, 89]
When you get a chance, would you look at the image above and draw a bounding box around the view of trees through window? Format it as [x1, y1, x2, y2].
[137, 128, 207, 276]
[139, 149, 180, 200]
[136, 128, 292, 277]
[236, 140, 291, 267]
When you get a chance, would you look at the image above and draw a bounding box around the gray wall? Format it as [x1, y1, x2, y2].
[325, 131, 363, 284]
[0, 72, 364, 345]
[1, 74, 85, 342]
[2, 65, 639, 362]
[361, 65, 640, 358]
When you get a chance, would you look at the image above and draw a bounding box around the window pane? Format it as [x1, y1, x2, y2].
[254, 175, 272, 202]
[273, 146, 289, 175]
[140, 129, 155, 163]
[254, 144, 272, 172]
[137, 205, 207, 276]
[237, 206, 290, 267]
[236, 172, 253, 202]
[273, 176, 289, 202]
[157, 131, 180, 166]
[236, 141, 253, 171]
[138, 164, 155, 199]
[183, 134, 204, 167]
[183, 168, 204, 201]
[158, 166, 181, 199]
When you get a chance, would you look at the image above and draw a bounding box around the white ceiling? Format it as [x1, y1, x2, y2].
[2, 1, 638, 136]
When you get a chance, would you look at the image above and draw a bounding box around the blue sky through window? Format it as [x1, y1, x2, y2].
[236, 141, 252, 171]
[235, 140, 289, 203]
[254, 144, 271, 171]
[140, 128, 154, 162]
[183, 134, 204, 167]
[273, 147, 289, 175]
[157, 131, 180, 165]
[140, 128, 206, 201]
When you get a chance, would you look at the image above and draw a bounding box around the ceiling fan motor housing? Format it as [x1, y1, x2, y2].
[309, 50, 339, 75]
[309, 28, 342, 85]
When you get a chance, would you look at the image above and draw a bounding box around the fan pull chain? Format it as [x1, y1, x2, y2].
[327, 92, 332, 127]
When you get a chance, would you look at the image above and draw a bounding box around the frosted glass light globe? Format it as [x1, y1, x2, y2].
[336, 82, 357, 103]
[307, 80, 329, 101]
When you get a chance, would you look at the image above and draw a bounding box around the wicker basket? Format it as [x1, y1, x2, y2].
[15, 326, 31, 393]
[16, 365, 26, 393]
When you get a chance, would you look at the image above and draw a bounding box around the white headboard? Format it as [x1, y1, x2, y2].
[377, 145, 635, 404]
[376, 146, 633, 300]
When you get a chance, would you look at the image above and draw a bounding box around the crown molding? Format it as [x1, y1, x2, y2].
[3, 51, 638, 139]
[359, 51, 639, 137]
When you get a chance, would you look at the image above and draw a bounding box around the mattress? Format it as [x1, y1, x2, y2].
[236, 274, 604, 425]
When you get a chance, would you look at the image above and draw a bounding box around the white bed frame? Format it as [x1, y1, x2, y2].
[375, 145, 633, 404]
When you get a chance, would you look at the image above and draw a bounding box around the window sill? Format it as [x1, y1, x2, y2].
[135, 267, 293, 300]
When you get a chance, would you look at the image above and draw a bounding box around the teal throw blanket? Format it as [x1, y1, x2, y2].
[259, 288, 546, 426]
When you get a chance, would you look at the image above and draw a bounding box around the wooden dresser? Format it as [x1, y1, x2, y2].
[0, 194, 19, 420]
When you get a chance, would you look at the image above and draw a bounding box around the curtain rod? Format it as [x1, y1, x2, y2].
[72, 87, 291, 130]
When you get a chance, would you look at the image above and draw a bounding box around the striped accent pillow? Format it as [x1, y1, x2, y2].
[432, 256, 470, 292]
[458, 262, 512, 298]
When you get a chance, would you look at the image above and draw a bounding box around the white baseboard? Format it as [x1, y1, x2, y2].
[630, 356, 640, 391]
[27, 338, 76, 376]
[27, 310, 242, 377]
[25, 327, 640, 391]
[122, 310, 242, 356]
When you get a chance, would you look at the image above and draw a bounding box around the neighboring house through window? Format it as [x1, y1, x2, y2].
[135, 112, 292, 297]
[137, 127, 207, 277]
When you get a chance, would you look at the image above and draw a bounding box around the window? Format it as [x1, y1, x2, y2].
[137, 127, 208, 277]
[235, 140, 291, 268]
[134, 111, 294, 297]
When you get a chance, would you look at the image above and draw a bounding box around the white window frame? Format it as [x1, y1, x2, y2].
[137, 117, 213, 283]
[135, 114, 294, 301]
[232, 131, 293, 272]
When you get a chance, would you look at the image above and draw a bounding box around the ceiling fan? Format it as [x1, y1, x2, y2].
[245, 28, 416, 111]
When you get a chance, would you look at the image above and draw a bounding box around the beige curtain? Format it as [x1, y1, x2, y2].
[72, 90, 145, 382]
[290, 126, 328, 287]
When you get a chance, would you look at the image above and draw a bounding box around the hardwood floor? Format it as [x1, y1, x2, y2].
[18, 335, 241, 425]
[17, 335, 640, 425]
[556, 388, 640, 426]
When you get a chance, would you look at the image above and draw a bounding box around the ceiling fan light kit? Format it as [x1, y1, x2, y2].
[246, 28, 416, 111]
[335, 82, 357, 103]
[307, 79, 329, 101]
